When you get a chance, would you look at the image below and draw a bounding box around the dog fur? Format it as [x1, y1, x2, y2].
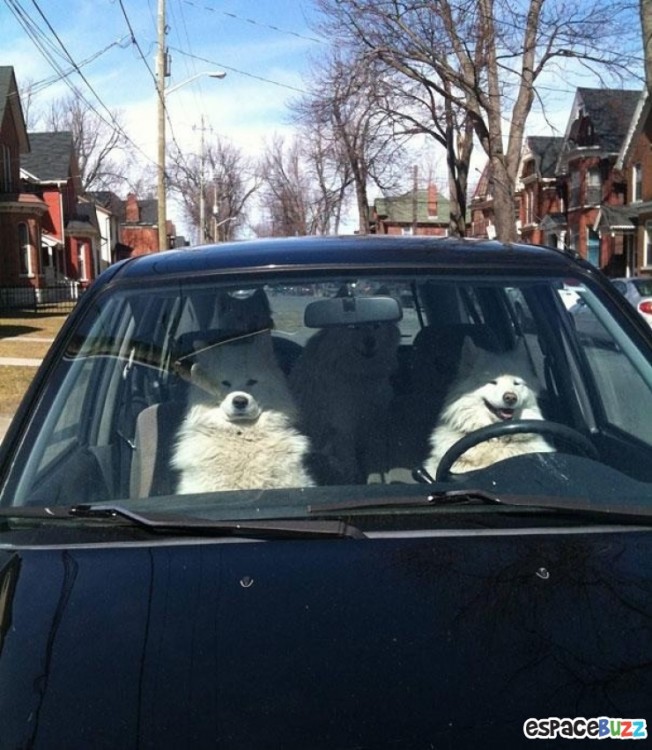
[424, 338, 554, 476]
[172, 334, 314, 493]
[289, 321, 400, 484]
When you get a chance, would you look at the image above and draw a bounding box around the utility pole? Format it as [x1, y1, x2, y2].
[196, 115, 211, 244]
[156, 0, 168, 250]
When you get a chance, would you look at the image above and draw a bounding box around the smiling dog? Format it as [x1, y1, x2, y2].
[424, 337, 554, 476]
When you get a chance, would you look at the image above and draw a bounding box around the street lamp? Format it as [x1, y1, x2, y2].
[156, 70, 226, 250]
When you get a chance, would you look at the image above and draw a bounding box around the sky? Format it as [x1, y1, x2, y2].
[0, 0, 645, 238]
[0, 0, 325, 235]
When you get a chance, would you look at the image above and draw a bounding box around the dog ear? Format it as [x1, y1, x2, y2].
[189, 362, 220, 397]
[457, 335, 478, 375]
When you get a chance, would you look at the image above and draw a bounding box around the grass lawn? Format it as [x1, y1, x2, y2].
[0, 366, 39, 414]
[0, 312, 68, 414]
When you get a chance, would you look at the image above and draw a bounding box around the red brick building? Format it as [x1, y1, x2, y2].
[118, 193, 178, 257]
[613, 91, 652, 275]
[21, 131, 99, 286]
[517, 136, 564, 247]
[556, 88, 640, 273]
[0, 66, 48, 296]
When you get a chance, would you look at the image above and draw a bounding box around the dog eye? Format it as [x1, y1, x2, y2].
[513, 380, 522, 386]
[246, 379, 258, 387]
[221, 380, 231, 387]
[489, 379, 498, 385]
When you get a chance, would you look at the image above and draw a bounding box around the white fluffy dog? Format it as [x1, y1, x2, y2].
[172, 334, 314, 493]
[424, 338, 554, 476]
[289, 321, 400, 484]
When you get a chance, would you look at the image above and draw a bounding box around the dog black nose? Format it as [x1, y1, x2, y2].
[232, 395, 249, 410]
[503, 391, 517, 406]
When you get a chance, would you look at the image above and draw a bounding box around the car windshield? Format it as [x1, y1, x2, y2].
[3, 270, 652, 520]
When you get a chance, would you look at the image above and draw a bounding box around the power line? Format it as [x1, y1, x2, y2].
[169, 45, 308, 94]
[179, 0, 326, 45]
[5, 0, 159, 170]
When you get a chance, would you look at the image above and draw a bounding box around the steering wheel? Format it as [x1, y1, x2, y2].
[434, 419, 599, 482]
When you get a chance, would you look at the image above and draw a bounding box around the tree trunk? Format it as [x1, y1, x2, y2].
[642, 0, 652, 89]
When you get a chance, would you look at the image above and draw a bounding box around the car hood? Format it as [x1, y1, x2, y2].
[0, 532, 651, 749]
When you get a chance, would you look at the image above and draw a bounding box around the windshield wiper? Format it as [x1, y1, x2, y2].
[309, 489, 652, 522]
[0, 504, 365, 540]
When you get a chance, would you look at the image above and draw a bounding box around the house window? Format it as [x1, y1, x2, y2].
[0, 144, 12, 192]
[525, 187, 535, 225]
[587, 228, 600, 266]
[401, 227, 414, 236]
[645, 222, 652, 267]
[633, 163, 643, 202]
[78, 243, 89, 281]
[569, 170, 581, 208]
[18, 223, 32, 276]
[586, 168, 601, 205]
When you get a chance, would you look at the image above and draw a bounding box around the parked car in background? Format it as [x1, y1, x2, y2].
[0, 236, 650, 748]
[612, 276, 652, 327]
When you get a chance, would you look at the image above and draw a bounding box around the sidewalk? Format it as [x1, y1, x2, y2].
[0, 415, 12, 441]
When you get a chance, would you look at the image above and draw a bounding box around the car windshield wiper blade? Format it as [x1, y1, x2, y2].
[309, 489, 652, 521]
[0, 504, 365, 540]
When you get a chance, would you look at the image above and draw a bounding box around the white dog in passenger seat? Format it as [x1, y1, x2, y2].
[172, 334, 314, 493]
[424, 338, 554, 476]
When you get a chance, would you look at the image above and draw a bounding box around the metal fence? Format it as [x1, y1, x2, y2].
[0, 282, 81, 314]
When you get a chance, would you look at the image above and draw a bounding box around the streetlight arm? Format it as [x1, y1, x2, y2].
[165, 71, 226, 95]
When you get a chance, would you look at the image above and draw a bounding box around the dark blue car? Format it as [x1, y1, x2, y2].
[0, 236, 650, 748]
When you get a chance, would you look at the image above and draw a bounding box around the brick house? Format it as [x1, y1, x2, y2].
[517, 136, 564, 247]
[555, 88, 640, 272]
[118, 193, 179, 257]
[0, 66, 48, 294]
[612, 90, 652, 275]
[370, 183, 450, 236]
[21, 131, 99, 286]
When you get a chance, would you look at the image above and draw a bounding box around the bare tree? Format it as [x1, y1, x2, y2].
[42, 94, 134, 194]
[168, 137, 257, 243]
[257, 133, 347, 237]
[318, 0, 642, 241]
[293, 50, 408, 234]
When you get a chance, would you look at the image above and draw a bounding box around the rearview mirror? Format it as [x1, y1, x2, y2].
[304, 296, 402, 328]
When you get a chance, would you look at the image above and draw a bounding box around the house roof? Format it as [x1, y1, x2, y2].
[569, 88, 641, 153]
[21, 131, 75, 182]
[0, 66, 29, 153]
[616, 90, 650, 169]
[373, 188, 450, 225]
[134, 198, 158, 225]
[88, 190, 125, 218]
[524, 136, 564, 178]
[593, 204, 636, 232]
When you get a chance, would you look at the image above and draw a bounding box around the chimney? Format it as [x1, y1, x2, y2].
[427, 183, 438, 217]
[125, 193, 140, 223]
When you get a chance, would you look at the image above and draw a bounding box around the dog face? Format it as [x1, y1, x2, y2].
[307, 322, 400, 373]
[472, 373, 536, 422]
[190, 334, 295, 422]
[443, 337, 542, 430]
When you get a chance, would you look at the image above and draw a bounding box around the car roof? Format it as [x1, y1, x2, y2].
[109, 235, 588, 283]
